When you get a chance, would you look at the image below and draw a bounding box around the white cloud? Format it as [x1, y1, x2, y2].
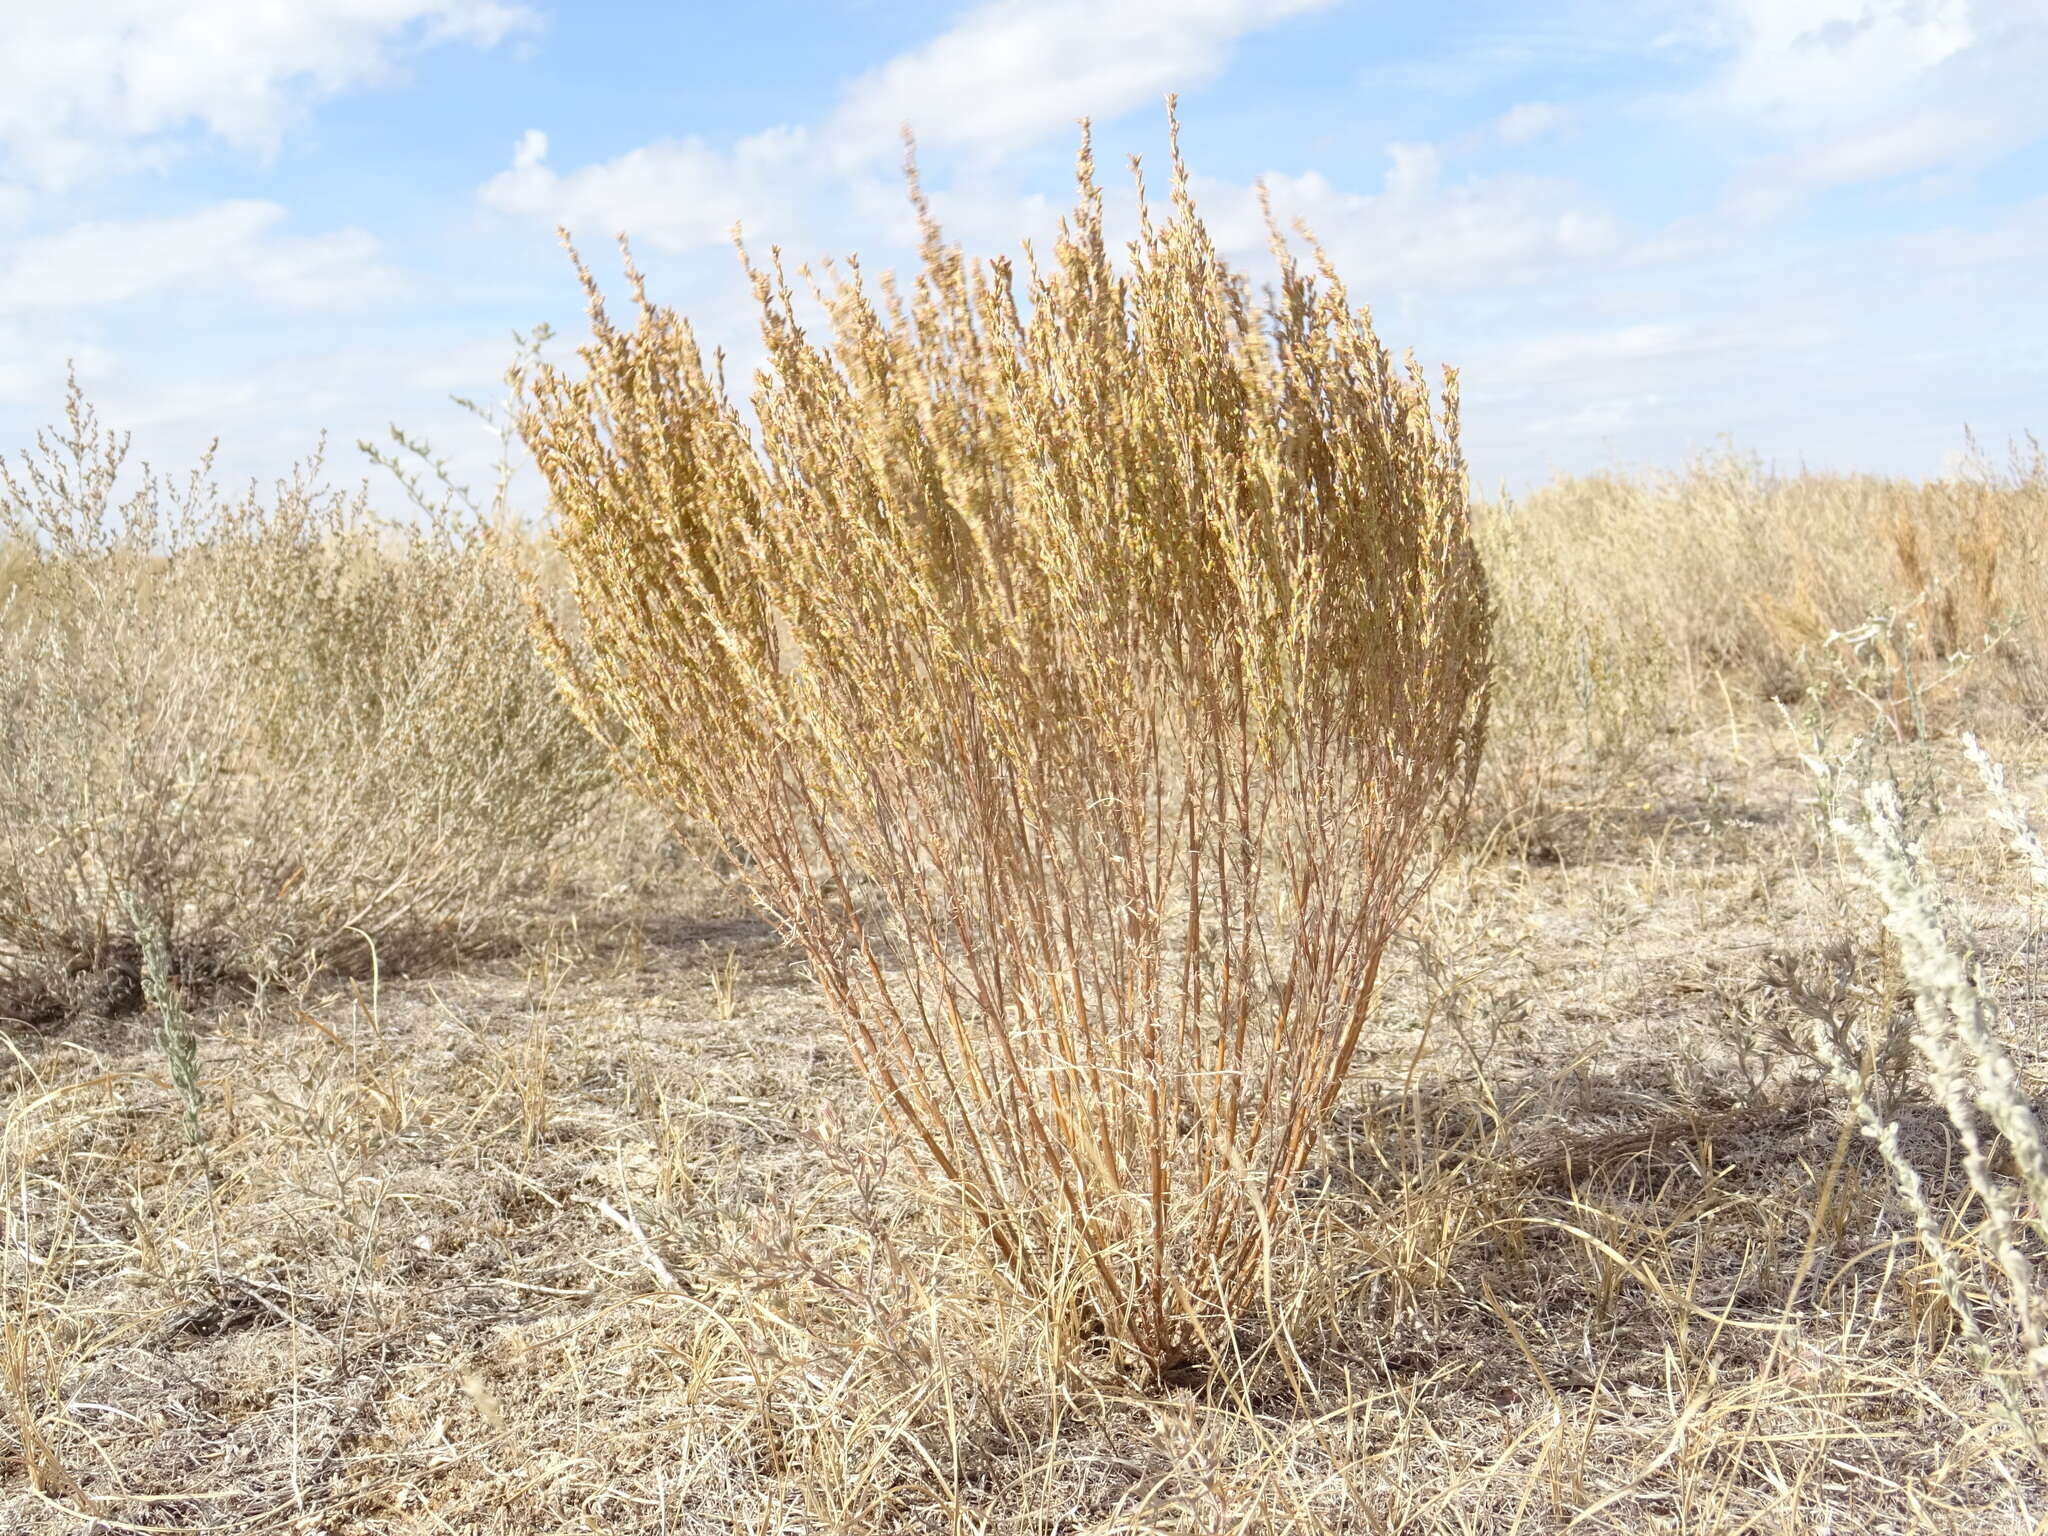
[0, 0, 538, 188]
[479, 126, 814, 254]
[1481, 322, 1711, 381]
[1197, 151, 1624, 295]
[1714, 0, 1976, 125]
[1519, 396, 1660, 441]
[481, 0, 1340, 252]
[94, 335, 531, 481]
[827, 0, 1337, 161]
[0, 203, 403, 313]
[0, 320, 114, 409]
[1439, 182, 2048, 483]
[0, 318, 556, 512]
[1699, 0, 2048, 212]
[1494, 102, 1575, 146]
[1893, 193, 2048, 274]
[1793, 107, 1999, 184]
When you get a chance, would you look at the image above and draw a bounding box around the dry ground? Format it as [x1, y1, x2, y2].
[6, 722, 2048, 1533]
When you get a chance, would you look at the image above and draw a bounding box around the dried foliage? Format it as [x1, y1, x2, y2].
[1470, 503, 1667, 848]
[520, 125, 1492, 1372]
[0, 383, 607, 1022]
[1508, 443, 2048, 721]
[11, 733, 2048, 1533]
[1461, 444, 2048, 861]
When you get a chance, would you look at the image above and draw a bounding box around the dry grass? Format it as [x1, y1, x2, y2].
[519, 120, 1489, 1375]
[1500, 443, 2048, 725]
[5, 724, 2048, 1533]
[1467, 442, 2048, 860]
[0, 382, 610, 1024]
[1469, 507, 1668, 852]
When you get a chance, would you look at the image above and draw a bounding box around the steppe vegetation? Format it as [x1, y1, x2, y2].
[5, 132, 2048, 1533]
[0, 388, 607, 1024]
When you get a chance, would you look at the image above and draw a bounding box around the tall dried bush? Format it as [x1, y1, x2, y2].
[521, 126, 1491, 1372]
[0, 384, 606, 1020]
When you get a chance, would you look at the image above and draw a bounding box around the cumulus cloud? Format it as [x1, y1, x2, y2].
[826, 0, 1336, 162]
[479, 126, 814, 254]
[0, 0, 537, 188]
[1699, 0, 2048, 213]
[1196, 150, 1624, 295]
[0, 203, 404, 313]
[1713, 0, 1977, 123]
[1493, 102, 1575, 146]
[481, 0, 1340, 253]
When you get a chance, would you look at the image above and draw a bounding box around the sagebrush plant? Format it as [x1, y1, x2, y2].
[1965, 731, 2048, 890]
[0, 381, 607, 1020]
[521, 121, 1492, 1373]
[1814, 751, 2048, 1447]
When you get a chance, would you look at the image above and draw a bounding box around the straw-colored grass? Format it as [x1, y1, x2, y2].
[1465, 442, 2048, 860]
[1500, 443, 2048, 724]
[7, 724, 2048, 1533]
[1470, 504, 1667, 850]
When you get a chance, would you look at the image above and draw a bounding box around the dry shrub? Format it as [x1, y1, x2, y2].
[1511, 442, 2048, 722]
[0, 383, 606, 1022]
[520, 124, 1491, 1375]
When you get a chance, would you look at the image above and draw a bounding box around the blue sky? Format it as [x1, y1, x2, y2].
[1, 0, 2043, 498]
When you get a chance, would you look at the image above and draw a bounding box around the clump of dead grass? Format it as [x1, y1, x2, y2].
[520, 116, 1491, 1376]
